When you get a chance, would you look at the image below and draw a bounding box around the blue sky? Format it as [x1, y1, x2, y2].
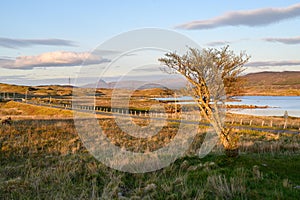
[1, 0, 300, 85]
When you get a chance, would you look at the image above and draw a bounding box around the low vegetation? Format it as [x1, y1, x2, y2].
[1, 78, 300, 199]
[0, 101, 73, 118]
[1, 117, 300, 199]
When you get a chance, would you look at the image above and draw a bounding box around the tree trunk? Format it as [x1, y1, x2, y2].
[224, 148, 239, 157]
[219, 128, 239, 158]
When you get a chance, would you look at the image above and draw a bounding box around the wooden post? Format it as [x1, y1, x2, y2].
[283, 110, 288, 129]
[240, 119, 243, 125]
[249, 120, 252, 126]
[261, 120, 264, 127]
[270, 120, 273, 127]
[25, 91, 28, 103]
[283, 121, 287, 129]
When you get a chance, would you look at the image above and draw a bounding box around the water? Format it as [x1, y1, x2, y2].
[154, 96, 193, 101]
[154, 96, 300, 117]
[229, 96, 300, 117]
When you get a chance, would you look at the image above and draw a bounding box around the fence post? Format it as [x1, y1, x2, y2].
[240, 119, 243, 125]
[261, 120, 264, 127]
[249, 120, 252, 126]
[270, 120, 273, 127]
[283, 121, 287, 129]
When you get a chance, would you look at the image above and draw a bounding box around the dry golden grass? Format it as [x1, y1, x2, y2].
[226, 113, 300, 130]
[1, 117, 300, 199]
[0, 101, 73, 117]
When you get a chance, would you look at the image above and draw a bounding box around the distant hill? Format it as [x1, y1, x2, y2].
[81, 79, 109, 88]
[1, 71, 299, 96]
[0, 83, 73, 97]
[243, 71, 300, 96]
[82, 77, 187, 90]
[244, 71, 300, 86]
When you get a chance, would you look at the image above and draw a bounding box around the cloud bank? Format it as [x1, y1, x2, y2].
[246, 60, 300, 67]
[0, 38, 76, 48]
[0, 51, 110, 70]
[176, 3, 300, 30]
[263, 36, 300, 44]
[205, 40, 231, 47]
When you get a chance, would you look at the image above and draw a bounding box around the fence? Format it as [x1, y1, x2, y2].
[226, 117, 300, 130]
[3, 98, 300, 131]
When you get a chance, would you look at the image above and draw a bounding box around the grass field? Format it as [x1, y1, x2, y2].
[1, 116, 300, 199]
[1, 78, 300, 199]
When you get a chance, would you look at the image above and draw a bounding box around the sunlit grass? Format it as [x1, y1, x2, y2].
[1, 118, 300, 199]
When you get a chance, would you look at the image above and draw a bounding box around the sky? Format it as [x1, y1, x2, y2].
[1, 0, 300, 86]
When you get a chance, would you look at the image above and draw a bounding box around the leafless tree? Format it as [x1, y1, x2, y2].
[159, 46, 250, 155]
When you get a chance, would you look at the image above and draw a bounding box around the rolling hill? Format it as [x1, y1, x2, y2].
[243, 71, 300, 96]
[1, 71, 300, 96]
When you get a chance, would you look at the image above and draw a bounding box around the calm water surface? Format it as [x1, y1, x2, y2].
[229, 96, 300, 117]
[154, 96, 300, 117]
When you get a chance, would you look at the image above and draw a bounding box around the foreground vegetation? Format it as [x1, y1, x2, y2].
[1, 118, 300, 199]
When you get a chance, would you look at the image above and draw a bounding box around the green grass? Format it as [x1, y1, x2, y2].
[1, 119, 300, 199]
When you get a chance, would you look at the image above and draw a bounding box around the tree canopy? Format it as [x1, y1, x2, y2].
[159, 46, 250, 154]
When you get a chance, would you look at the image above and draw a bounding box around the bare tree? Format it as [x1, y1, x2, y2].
[159, 46, 250, 156]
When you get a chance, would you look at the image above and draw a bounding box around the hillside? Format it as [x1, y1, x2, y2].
[0, 83, 73, 97]
[1, 71, 300, 97]
[0, 101, 73, 117]
[243, 71, 300, 96]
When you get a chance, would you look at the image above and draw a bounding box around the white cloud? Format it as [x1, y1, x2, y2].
[246, 60, 300, 67]
[176, 3, 300, 30]
[205, 41, 231, 47]
[0, 51, 110, 70]
[263, 36, 300, 44]
[0, 38, 76, 48]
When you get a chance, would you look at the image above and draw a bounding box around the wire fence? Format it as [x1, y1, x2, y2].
[2, 97, 300, 132]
